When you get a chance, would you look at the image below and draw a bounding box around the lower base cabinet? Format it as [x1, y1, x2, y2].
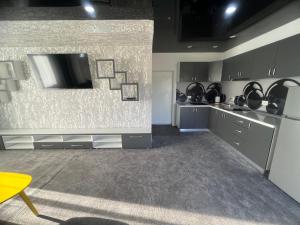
[122, 134, 152, 149]
[179, 107, 209, 129]
[209, 109, 274, 170]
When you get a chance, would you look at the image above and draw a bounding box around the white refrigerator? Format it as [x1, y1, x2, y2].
[269, 86, 300, 203]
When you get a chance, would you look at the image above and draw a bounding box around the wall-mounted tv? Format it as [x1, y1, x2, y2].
[28, 53, 93, 89]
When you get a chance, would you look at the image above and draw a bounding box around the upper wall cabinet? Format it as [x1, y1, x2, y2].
[250, 42, 278, 80]
[221, 53, 253, 81]
[179, 62, 209, 82]
[222, 33, 300, 81]
[272, 34, 300, 78]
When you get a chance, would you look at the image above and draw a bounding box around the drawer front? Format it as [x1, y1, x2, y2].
[231, 123, 248, 139]
[228, 135, 246, 152]
[63, 142, 93, 149]
[34, 142, 63, 149]
[122, 134, 152, 149]
[233, 117, 251, 129]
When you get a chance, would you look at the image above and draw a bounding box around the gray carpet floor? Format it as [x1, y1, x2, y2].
[0, 132, 299, 225]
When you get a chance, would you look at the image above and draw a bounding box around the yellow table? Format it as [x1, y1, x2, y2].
[0, 172, 39, 216]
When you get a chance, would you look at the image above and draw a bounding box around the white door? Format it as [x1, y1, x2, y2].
[152, 71, 173, 125]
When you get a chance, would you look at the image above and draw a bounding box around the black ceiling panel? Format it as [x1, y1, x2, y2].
[179, 0, 291, 41]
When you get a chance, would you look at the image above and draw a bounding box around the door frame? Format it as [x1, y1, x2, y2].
[152, 70, 176, 125]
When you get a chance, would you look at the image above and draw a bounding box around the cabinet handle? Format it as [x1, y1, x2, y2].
[194, 76, 197, 81]
[71, 144, 83, 147]
[237, 120, 244, 124]
[248, 123, 252, 128]
[272, 67, 276, 76]
[235, 130, 242, 134]
[129, 135, 143, 138]
[268, 68, 271, 77]
[41, 144, 54, 147]
[233, 141, 240, 146]
[195, 108, 197, 112]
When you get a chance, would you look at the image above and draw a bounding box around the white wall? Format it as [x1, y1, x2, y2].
[0, 20, 153, 130]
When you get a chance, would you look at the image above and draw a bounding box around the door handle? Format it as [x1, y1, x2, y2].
[235, 130, 242, 133]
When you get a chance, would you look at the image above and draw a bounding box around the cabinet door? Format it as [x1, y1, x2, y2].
[180, 107, 196, 129]
[194, 63, 209, 82]
[180, 62, 208, 82]
[179, 62, 194, 82]
[220, 113, 234, 142]
[195, 107, 209, 128]
[243, 123, 274, 169]
[273, 34, 300, 78]
[251, 42, 278, 79]
[209, 108, 219, 133]
[236, 52, 254, 79]
[221, 57, 239, 81]
[221, 59, 231, 81]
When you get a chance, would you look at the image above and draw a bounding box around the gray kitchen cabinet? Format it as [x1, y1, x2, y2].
[208, 108, 218, 132]
[272, 34, 300, 78]
[221, 58, 235, 81]
[250, 42, 278, 79]
[209, 108, 274, 170]
[179, 62, 209, 82]
[222, 34, 300, 80]
[180, 107, 209, 129]
[209, 109, 233, 142]
[235, 53, 253, 79]
[243, 123, 274, 169]
[221, 53, 253, 81]
[219, 113, 234, 143]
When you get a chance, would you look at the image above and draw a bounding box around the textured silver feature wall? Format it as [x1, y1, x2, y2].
[0, 20, 153, 129]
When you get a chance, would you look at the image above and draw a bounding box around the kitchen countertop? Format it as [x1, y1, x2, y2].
[176, 102, 282, 128]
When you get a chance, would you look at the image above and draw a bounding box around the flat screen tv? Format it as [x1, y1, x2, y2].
[28, 53, 93, 89]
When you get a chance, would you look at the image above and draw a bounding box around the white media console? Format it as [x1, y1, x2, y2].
[0, 128, 152, 150]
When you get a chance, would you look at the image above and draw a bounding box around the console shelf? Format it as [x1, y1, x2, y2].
[5, 143, 34, 150]
[93, 142, 122, 149]
[92, 135, 121, 143]
[0, 131, 151, 150]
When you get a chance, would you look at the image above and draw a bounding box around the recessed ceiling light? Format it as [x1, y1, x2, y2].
[212, 45, 219, 49]
[84, 5, 95, 13]
[225, 4, 237, 16]
[187, 45, 193, 49]
[229, 35, 237, 39]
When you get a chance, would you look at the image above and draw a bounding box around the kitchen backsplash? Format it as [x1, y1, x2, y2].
[177, 76, 300, 112]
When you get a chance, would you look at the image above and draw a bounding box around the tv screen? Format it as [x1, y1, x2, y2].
[28, 53, 93, 89]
